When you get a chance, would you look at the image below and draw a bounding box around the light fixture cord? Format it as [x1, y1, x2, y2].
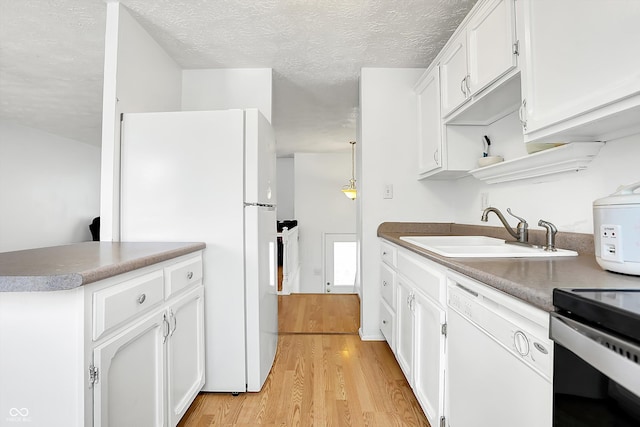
[350, 141, 356, 184]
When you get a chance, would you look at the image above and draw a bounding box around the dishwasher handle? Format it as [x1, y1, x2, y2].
[456, 283, 479, 298]
[550, 312, 640, 397]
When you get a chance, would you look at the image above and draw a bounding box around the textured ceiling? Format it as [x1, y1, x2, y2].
[0, 0, 476, 156]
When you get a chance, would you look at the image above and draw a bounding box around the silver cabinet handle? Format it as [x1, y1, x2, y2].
[460, 76, 466, 96]
[465, 74, 471, 96]
[518, 99, 527, 130]
[382, 320, 388, 325]
[137, 294, 146, 304]
[187, 271, 194, 280]
[433, 148, 439, 165]
[162, 313, 170, 344]
[169, 310, 177, 336]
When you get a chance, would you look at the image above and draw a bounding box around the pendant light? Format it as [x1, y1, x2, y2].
[342, 141, 357, 200]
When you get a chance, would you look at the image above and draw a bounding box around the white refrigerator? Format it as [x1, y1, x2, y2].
[120, 108, 278, 393]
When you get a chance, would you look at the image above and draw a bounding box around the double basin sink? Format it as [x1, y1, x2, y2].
[399, 235, 578, 258]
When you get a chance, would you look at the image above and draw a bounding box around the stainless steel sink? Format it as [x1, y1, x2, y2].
[399, 235, 578, 258]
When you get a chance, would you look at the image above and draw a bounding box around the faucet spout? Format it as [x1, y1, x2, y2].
[538, 219, 558, 252]
[481, 207, 529, 243]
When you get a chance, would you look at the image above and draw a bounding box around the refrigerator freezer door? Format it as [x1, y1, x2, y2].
[244, 204, 278, 391]
[244, 109, 277, 205]
[120, 110, 249, 392]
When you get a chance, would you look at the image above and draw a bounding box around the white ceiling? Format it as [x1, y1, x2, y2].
[0, 0, 476, 156]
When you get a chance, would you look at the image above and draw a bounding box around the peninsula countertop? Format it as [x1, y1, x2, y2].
[378, 222, 640, 311]
[0, 241, 206, 292]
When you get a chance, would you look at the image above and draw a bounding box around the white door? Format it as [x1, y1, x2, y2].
[244, 205, 278, 391]
[324, 233, 357, 294]
[440, 30, 469, 117]
[413, 289, 446, 427]
[417, 66, 442, 176]
[467, 0, 517, 95]
[93, 310, 166, 427]
[166, 286, 205, 427]
[395, 277, 414, 380]
[520, 0, 640, 135]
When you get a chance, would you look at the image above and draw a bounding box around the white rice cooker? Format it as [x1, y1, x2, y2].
[593, 181, 640, 276]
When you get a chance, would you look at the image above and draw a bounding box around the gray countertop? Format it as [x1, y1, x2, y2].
[0, 242, 206, 292]
[378, 222, 640, 312]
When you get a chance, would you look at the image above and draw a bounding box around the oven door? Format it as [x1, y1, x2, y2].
[550, 313, 640, 426]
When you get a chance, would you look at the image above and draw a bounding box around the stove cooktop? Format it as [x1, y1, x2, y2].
[553, 288, 640, 344]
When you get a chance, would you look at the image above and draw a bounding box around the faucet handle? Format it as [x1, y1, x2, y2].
[506, 208, 528, 226]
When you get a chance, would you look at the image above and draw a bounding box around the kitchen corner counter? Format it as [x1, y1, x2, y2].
[0, 241, 206, 292]
[378, 222, 640, 311]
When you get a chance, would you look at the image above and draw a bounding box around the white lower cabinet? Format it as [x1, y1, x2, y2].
[93, 310, 166, 427]
[92, 256, 205, 427]
[382, 240, 552, 427]
[166, 286, 206, 426]
[384, 242, 447, 427]
[412, 289, 446, 426]
[395, 277, 414, 379]
[0, 251, 204, 427]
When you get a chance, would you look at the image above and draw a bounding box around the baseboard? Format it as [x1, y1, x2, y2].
[358, 327, 385, 341]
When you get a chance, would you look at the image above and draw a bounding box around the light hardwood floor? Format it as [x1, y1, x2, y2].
[178, 294, 429, 427]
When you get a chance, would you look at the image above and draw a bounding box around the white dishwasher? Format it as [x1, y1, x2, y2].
[446, 272, 553, 427]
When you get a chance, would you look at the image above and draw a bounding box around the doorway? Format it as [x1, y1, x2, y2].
[324, 233, 357, 294]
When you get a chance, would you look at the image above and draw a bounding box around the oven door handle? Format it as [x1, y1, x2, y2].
[550, 313, 640, 397]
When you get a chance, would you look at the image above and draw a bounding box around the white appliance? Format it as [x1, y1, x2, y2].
[593, 181, 640, 276]
[446, 272, 553, 427]
[120, 109, 278, 393]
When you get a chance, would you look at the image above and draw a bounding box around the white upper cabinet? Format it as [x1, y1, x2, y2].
[467, 0, 517, 95]
[441, 0, 518, 118]
[416, 66, 443, 177]
[519, 0, 640, 142]
[440, 31, 469, 117]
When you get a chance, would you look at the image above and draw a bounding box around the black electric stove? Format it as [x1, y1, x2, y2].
[553, 288, 640, 343]
[551, 288, 640, 426]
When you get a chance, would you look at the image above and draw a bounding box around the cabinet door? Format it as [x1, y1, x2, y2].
[395, 277, 414, 380]
[413, 290, 446, 427]
[440, 30, 469, 117]
[167, 286, 205, 427]
[520, 0, 640, 134]
[467, 0, 517, 95]
[93, 310, 166, 427]
[416, 67, 443, 176]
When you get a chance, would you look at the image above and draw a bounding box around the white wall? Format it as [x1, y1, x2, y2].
[100, 2, 183, 241]
[359, 68, 457, 340]
[294, 153, 357, 293]
[182, 69, 273, 122]
[0, 120, 101, 252]
[453, 131, 640, 233]
[276, 157, 295, 220]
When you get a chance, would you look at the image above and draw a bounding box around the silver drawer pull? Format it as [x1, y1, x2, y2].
[187, 271, 194, 280]
[137, 294, 146, 304]
[382, 320, 387, 325]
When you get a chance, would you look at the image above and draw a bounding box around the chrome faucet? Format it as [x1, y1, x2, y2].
[481, 207, 529, 244]
[538, 220, 558, 252]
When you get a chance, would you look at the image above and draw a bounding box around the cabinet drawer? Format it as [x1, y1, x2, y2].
[380, 263, 396, 309]
[164, 255, 203, 299]
[93, 270, 164, 341]
[397, 249, 446, 306]
[380, 241, 397, 267]
[380, 301, 394, 349]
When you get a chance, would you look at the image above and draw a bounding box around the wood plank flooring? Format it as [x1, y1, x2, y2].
[178, 294, 429, 427]
[279, 294, 360, 334]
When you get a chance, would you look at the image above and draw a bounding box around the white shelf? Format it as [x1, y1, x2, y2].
[469, 142, 605, 184]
